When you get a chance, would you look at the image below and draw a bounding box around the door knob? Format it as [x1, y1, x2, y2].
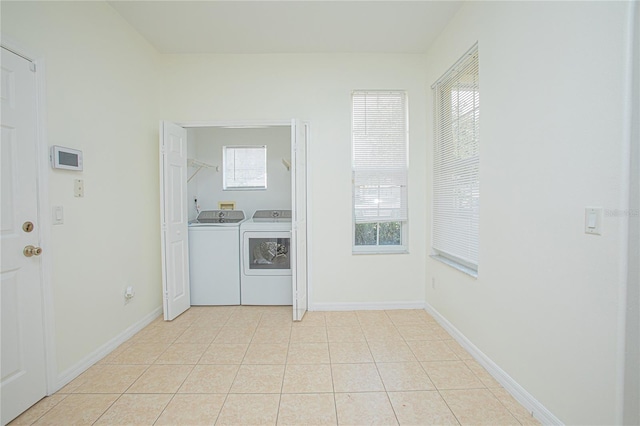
[23, 245, 43, 257]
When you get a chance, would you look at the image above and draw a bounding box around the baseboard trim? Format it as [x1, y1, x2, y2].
[54, 306, 163, 392]
[310, 301, 425, 311]
[424, 302, 563, 426]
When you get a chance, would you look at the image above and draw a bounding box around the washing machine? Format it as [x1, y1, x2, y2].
[240, 210, 293, 305]
[188, 210, 246, 305]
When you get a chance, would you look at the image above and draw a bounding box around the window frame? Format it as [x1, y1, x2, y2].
[352, 221, 409, 254]
[431, 44, 480, 276]
[351, 90, 409, 255]
[222, 145, 267, 191]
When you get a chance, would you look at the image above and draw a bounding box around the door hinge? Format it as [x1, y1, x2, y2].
[29, 62, 36, 72]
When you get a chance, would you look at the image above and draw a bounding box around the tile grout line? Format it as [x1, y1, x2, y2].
[275, 312, 293, 425]
[153, 313, 204, 426]
[20, 393, 69, 426]
[357, 311, 399, 424]
[385, 313, 413, 425]
[270, 311, 285, 426]
[90, 392, 126, 425]
[325, 318, 341, 425]
[417, 320, 465, 426]
[133, 314, 198, 426]
[313, 316, 341, 425]
[486, 387, 529, 425]
[214, 307, 257, 425]
[396, 312, 464, 426]
[170, 310, 230, 424]
[150, 393, 177, 426]
[87, 358, 157, 425]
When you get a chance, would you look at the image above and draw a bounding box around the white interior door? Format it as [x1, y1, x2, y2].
[160, 121, 190, 320]
[291, 119, 308, 321]
[1, 47, 47, 425]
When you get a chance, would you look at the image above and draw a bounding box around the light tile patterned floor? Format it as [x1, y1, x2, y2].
[10, 307, 540, 425]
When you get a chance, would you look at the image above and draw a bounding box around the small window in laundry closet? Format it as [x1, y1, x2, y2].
[223, 145, 267, 190]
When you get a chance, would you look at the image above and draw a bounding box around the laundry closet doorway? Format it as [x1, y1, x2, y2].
[159, 120, 308, 322]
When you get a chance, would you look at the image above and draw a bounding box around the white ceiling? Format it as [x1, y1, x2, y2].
[108, 1, 462, 54]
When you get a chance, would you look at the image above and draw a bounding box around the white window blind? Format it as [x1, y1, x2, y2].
[433, 46, 479, 270]
[223, 146, 267, 190]
[352, 91, 408, 224]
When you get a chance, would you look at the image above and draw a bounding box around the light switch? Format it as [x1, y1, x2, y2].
[74, 179, 84, 197]
[52, 205, 64, 225]
[585, 207, 602, 235]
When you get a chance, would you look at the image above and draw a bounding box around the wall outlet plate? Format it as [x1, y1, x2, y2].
[74, 179, 84, 197]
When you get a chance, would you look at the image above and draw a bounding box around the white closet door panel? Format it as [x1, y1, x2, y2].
[160, 121, 190, 320]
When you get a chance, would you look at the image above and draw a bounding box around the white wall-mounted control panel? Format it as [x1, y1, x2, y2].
[51, 145, 83, 171]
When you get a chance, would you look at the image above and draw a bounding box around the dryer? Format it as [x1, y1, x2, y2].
[240, 210, 293, 305]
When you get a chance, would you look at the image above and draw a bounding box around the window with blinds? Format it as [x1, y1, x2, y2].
[223, 146, 267, 190]
[352, 90, 408, 253]
[432, 45, 479, 272]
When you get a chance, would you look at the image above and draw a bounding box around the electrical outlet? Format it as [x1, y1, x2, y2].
[74, 179, 84, 197]
[124, 286, 135, 304]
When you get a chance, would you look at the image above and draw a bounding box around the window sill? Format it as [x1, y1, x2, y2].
[353, 247, 408, 255]
[430, 255, 478, 278]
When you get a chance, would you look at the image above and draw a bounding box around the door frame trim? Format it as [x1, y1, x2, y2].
[1, 36, 57, 396]
[176, 119, 292, 128]
[175, 119, 312, 312]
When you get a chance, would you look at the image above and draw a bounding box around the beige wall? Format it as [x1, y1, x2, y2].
[159, 53, 430, 307]
[424, 2, 633, 424]
[2, 2, 162, 375]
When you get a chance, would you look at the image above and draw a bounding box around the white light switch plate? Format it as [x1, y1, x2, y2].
[52, 205, 64, 225]
[585, 207, 603, 235]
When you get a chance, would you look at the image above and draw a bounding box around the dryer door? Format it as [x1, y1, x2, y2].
[242, 231, 292, 276]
